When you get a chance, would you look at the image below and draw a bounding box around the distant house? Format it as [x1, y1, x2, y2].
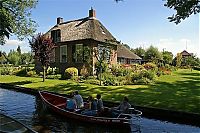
[180, 50, 193, 58]
[117, 45, 142, 64]
[38, 8, 141, 75]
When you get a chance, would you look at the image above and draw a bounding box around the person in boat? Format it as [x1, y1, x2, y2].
[66, 92, 77, 111]
[110, 96, 131, 118]
[74, 90, 84, 108]
[81, 95, 97, 116]
[117, 96, 131, 113]
[96, 94, 104, 111]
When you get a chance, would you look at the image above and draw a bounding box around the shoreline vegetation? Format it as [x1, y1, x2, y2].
[0, 69, 199, 115]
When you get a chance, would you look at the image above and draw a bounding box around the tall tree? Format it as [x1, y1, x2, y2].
[176, 53, 182, 67]
[29, 33, 55, 82]
[0, 0, 38, 45]
[131, 46, 145, 58]
[164, 0, 200, 24]
[144, 45, 162, 64]
[94, 40, 117, 85]
[17, 45, 21, 55]
[162, 51, 173, 65]
[7, 49, 20, 65]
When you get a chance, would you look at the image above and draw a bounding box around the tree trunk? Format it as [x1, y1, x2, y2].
[99, 63, 102, 86]
[43, 66, 46, 82]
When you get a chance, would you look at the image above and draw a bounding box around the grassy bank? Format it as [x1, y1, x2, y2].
[0, 69, 199, 114]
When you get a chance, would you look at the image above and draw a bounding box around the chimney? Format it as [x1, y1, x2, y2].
[57, 17, 63, 24]
[89, 7, 96, 18]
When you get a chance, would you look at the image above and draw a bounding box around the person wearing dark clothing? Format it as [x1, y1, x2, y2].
[96, 94, 103, 111]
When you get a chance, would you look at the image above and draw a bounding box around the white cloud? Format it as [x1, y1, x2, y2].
[5, 39, 25, 46]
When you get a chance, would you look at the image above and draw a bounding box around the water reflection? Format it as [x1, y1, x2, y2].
[0, 88, 199, 133]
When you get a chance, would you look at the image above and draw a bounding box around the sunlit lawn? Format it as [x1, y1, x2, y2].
[0, 69, 199, 114]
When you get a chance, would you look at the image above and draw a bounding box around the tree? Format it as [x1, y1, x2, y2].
[29, 33, 55, 82]
[162, 51, 173, 65]
[164, 0, 200, 24]
[115, 0, 200, 24]
[131, 46, 145, 59]
[17, 45, 21, 55]
[94, 40, 117, 85]
[20, 52, 34, 65]
[7, 49, 20, 65]
[144, 45, 162, 64]
[0, 0, 38, 45]
[176, 53, 182, 67]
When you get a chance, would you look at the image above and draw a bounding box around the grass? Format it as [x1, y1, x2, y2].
[0, 69, 199, 114]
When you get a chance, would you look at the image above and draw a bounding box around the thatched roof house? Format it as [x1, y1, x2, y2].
[35, 8, 141, 75]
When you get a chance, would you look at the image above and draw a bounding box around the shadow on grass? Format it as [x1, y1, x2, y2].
[8, 81, 33, 86]
[34, 70, 200, 114]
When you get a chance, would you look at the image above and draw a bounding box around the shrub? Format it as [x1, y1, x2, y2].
[143, 63, 157, 71]
[15, 68, 27, 76]
[95, 61, 108, 75]
[102, 72, 117, 86]
[84, 79, 100, 85]
[63, 67, 78, 79]
[80, 65, 89, 79]
[27, 70, 37, 77]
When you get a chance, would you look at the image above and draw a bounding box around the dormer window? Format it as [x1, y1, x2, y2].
[100, 26, 106, 35]
[51, 29, 61, 43]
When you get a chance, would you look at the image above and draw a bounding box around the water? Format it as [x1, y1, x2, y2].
[0, 87, 199, 133]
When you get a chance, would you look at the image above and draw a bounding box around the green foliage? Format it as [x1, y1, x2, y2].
[0, 0, 38, 45]
[15, 68, 27, 76]
[144, 45, 162, 64]
[131, 46, 145, 58]
[27, 70, 37, 77]
[95, 61, 108, 75]
[176, 53, 182, 67]
[80, 65, 89, 79]
[84, 79, 100, 85]
[143, 62, 157, 71]
[164, 0, 200, 24]
[63, 67, 78, 79]
[162, 51, 173, 65]
[7, 50, 21, 65]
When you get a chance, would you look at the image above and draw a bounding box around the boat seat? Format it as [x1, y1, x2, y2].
[56, 103, 66, 108]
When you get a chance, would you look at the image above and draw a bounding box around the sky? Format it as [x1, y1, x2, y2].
[1, 0, 199, 57]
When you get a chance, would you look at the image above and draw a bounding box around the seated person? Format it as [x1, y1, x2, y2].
[66, 92, 77, 111]
[96, 94, 104, 111]
[74, 90, 84, 108]
[81, 96, 97, 116]
[111, 96, 131, 117]
[117, 96, 131, 113]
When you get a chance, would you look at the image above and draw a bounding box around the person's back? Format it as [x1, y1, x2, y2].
[74, 91, 84, 108]
[118, 96, 131, 113]
[66, 93, 77, 111]
[96, 94, 103, 111]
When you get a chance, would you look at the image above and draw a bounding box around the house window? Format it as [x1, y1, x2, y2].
[97, 44, 111, 63]
[83, 45, 91, 62]
[50, 48, 55, 63]
[72, 44, 83, 63]
[60, 45, 67, 63]
[51, 29, 61, 43]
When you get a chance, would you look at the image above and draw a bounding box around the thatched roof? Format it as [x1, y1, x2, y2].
[117, 45, 142, 60]
[45, 17, 117, 44]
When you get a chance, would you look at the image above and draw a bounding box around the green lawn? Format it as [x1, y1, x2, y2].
[0, 69, 199, 114]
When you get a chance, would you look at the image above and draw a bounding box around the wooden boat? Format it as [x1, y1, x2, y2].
[0, 113, 36, 133]
[39, 91, 142, 128]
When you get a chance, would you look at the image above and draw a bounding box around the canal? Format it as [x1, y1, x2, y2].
[0, 87, 199, 133]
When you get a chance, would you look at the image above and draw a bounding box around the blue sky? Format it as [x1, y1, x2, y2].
[1, 0, 199, 57]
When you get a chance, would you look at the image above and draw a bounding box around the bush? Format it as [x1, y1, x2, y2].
[102, 72, 117, 86]
[95, 61, 108, 75]
[27, 70, 37, 77]
[63, 67, 78, 79]
[143, 63, 158, 71]
[80, 65, 89, 79]
[15, 68, 27, 76]
[84, 79, 100, 85]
